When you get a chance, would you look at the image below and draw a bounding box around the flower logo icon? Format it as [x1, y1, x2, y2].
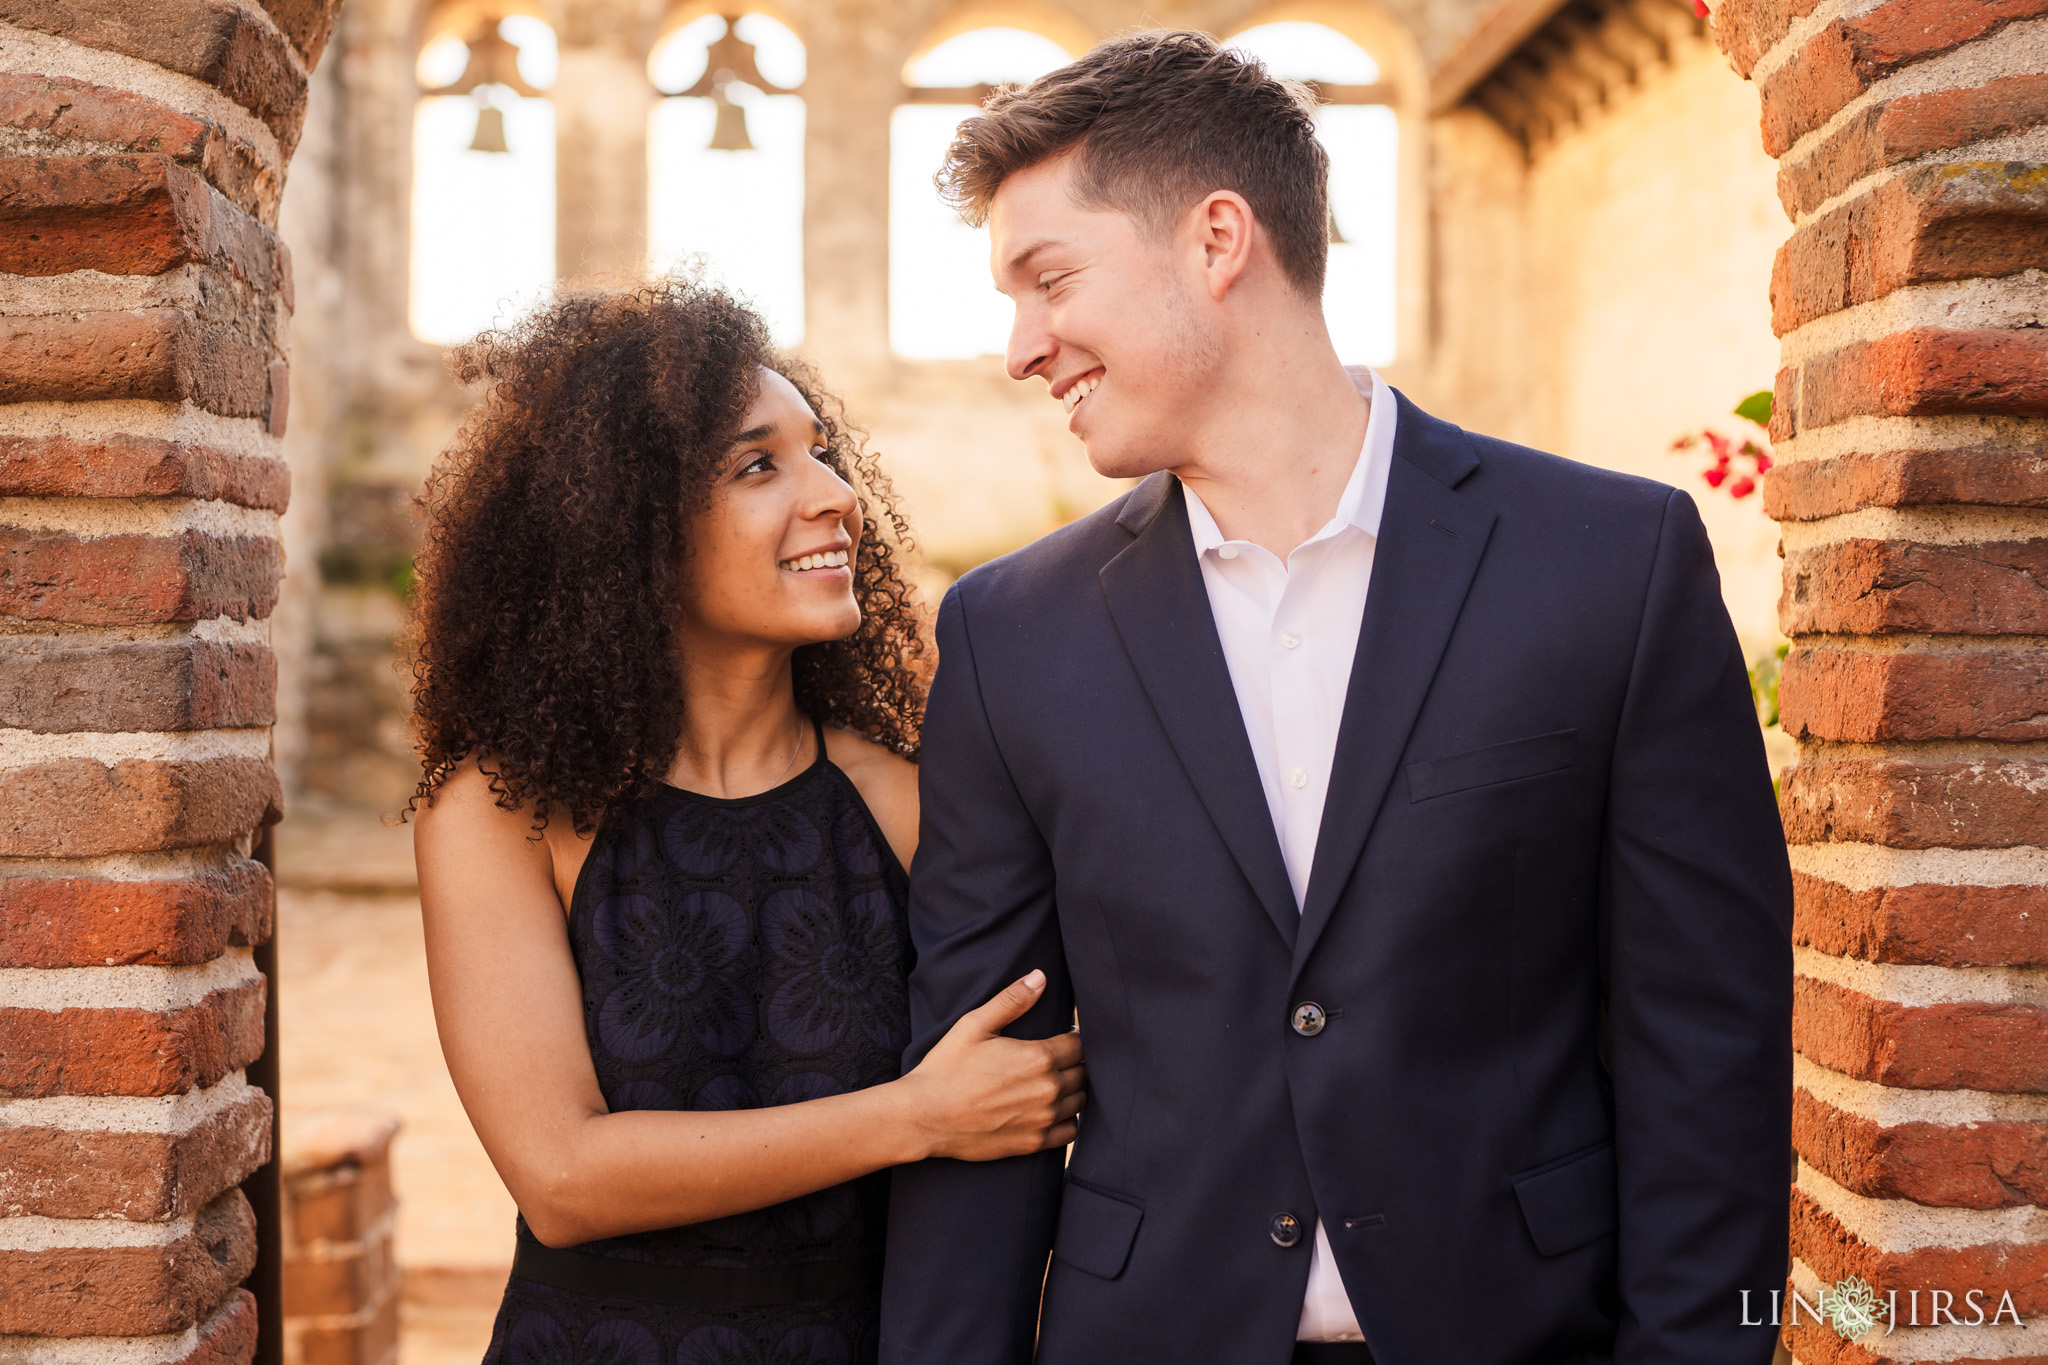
[1820, 1277, 1883, 1341]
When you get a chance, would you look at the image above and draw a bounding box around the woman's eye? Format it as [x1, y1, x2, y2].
[740, 453, 774, 476]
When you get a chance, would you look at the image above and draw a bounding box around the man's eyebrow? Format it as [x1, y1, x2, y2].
[1005, 237, 1069, 274]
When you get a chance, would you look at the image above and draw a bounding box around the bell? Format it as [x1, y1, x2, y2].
[708, 98, 754, 151]
[469, 103, 509, 153]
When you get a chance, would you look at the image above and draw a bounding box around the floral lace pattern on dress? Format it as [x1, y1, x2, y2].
[482, 743, 910, 1365]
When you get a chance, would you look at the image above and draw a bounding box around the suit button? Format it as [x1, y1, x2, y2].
[1291, 1002, 1326, 1036]
[1270, 1212, 1303, 1247]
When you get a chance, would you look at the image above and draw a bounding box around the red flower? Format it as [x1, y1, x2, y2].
[1755, 454, 1774, 473]
[1728, 475, 1756, 498]
[1693, 0, 1710, 16]
[1704, 467, 1728, 488]
[1705, 431, 1732, 459]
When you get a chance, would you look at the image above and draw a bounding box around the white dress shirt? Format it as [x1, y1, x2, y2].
[1180, 367, 1396, 1343]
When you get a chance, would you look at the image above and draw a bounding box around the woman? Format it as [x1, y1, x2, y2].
[408, 278, 1082, 1364]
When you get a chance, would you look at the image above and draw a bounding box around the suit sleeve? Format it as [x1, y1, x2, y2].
[1602, 489, 1793, 1364]
[880, 582, 1072, 1365]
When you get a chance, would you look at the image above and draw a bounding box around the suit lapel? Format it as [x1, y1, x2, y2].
[1292, 395, 1497, 979]
[1101, 474, 1300, 949]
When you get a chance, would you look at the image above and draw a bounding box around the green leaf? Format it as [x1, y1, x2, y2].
[1748, 644, 1786, 728]
[1734, 390, 1773, 425]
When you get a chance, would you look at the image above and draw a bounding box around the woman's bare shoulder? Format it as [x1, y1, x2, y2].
[822, 726, 915, 779]
[821, 727, 919, 868]
[415, 760, 595, 912]
[412, 761, 557, 881]
[414, 759, 526, 832]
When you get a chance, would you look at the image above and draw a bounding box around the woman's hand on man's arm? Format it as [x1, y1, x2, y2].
[891, 970, 1085, 1162]
[414, 763, 1082, 1249]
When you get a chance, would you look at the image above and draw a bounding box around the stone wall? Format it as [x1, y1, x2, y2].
[1712, 0, 2048, 1358]
[0, 0, 341, 1359]
[287, 0, 1796, 811]
[282, 0, 1452, 812]
[1428, 18, 1792, 650]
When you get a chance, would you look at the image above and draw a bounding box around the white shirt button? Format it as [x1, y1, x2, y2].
[1280, 631, 1301, 649]
[1288, 768, 1308, 789]
[1217, 545, 1238, 560]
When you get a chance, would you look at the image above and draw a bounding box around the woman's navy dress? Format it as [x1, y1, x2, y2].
[481, 728, 911, 1365]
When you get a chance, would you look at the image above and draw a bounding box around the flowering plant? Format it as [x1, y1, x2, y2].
[1671, 391, 1773, 500]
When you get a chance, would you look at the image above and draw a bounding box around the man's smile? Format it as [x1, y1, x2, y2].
[1056, 368, 1105, 414]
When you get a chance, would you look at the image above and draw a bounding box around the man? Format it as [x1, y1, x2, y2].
[882, 30, 1790, 1365]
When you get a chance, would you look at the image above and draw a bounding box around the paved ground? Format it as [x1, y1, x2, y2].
[276, 808, 509, 1365]
[400, 1269, 510, 1365]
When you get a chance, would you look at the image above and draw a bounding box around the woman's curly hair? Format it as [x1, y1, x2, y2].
[406, 275, 928, 833]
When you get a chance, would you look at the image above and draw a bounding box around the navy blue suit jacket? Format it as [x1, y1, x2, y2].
[881, 392, 1792, 1365]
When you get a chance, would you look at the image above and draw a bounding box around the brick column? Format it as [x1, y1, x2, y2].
[0, 1, 342, 1361]
[281, 1110, 399, 1365]
[1714, 0, 2048, 1360]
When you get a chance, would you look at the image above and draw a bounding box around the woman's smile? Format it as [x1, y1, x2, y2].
[780, 547, 852, 575]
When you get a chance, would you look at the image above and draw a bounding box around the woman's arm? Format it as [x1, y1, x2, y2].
[415, 763, 1082, 1249]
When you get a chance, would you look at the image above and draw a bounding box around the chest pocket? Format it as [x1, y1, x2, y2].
[1406, 728, 1577, 802]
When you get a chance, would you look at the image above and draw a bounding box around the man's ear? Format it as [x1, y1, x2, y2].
[1189, 191, 1256, 302]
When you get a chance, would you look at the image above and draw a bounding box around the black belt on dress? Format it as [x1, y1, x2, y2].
[511, 1236, 882, 1308]
[1292, 1344, 1377, 1365]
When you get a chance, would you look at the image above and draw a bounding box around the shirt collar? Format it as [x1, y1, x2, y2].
[1183, 366, 1397, 555]
[1347, 366, 1396, 539]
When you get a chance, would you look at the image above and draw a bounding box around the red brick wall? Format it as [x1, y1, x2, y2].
[0, 2, 340, 1360]
[1716, 0, 2048, 1360]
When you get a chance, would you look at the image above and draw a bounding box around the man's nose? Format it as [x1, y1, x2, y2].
[1006, 306, 1053, 384]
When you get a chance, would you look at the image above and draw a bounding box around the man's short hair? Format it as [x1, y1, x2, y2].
[937, 30, 1332, 297]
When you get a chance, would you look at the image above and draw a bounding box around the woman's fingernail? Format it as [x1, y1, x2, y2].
[1024, 969, 1046, 992]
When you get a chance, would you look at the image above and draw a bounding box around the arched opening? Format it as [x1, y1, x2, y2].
[888, 26, 1074, 359]
[1224, 21, 1398, 367]
[411, 4, 558, 344]
[649, 11, 807, 344]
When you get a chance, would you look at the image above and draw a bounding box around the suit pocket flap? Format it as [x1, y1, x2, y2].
[1407, 728, 1578, 802]
[1052, 1180, 1143, 1280]
[1512, 1142, 1617, 1257]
